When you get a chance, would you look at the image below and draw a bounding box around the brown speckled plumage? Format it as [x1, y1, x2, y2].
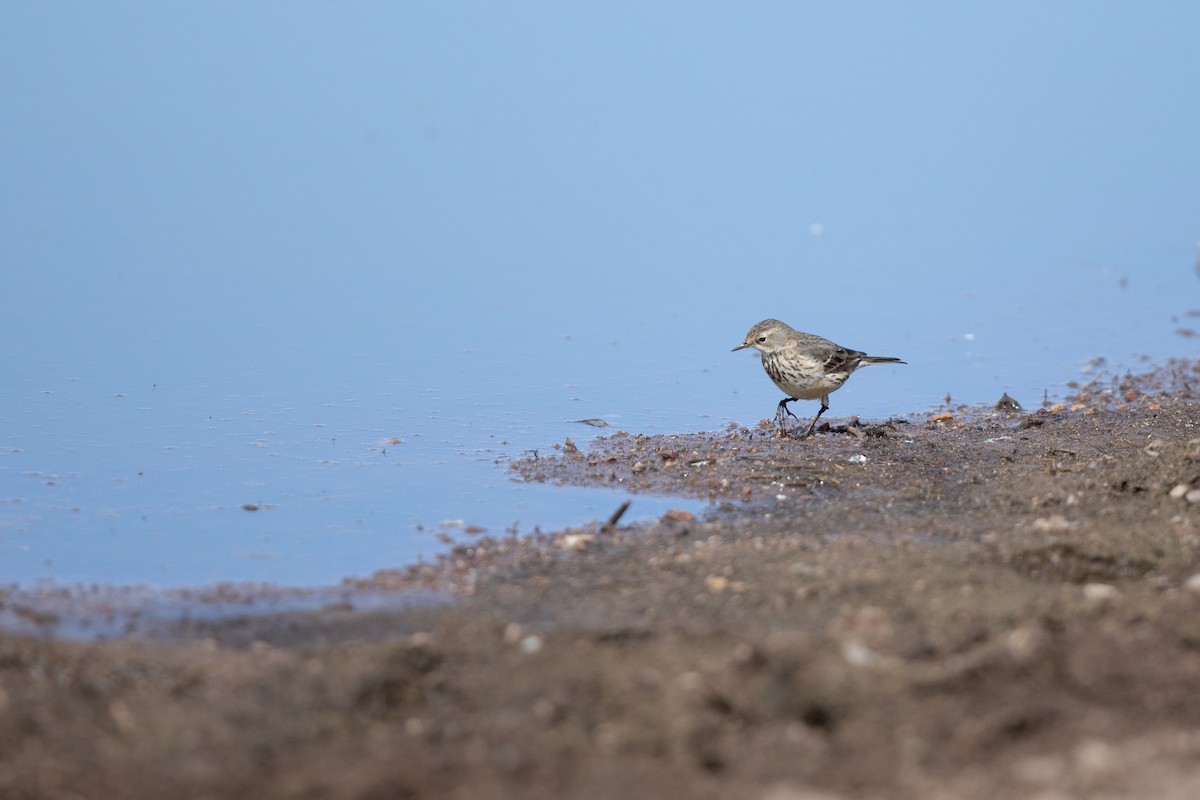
[733, 319, 905, 436]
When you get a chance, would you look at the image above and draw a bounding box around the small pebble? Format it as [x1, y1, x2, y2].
[1183, 574, 1200, 593]
[995, 392, 1022, 411]
[1187, 489, 1200, 505]
[848, 454, 867, 464]
[1169, 484, 1189, 500]
[1082, 583, 1119, 602]
[841, 640, 873, 667]
[705, 575, 729, 593]
[558, 533, 594, 551]
[1033, 514, 1075, 532]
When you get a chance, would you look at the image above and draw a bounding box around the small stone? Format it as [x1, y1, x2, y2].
[1082, 583, 1119, 602]
[1169, 484, 1189, 499]
[705, 575, 729, 593]
[1033, 514, 1076, 532]
[558, 533, 595, 551]
[995, 392, 1022, 411]
[841, 640, 874, 667]
[519, 635, 543, 654]
[1183, 573, 1200, 593]
[663, 509, 694, 522]
[848, 454, 867, 464]
[1187, 489, 1200, 505]
[1005, 625, 1045, 662]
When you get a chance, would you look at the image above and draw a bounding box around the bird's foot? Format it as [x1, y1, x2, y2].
[774, 399, 801, 428]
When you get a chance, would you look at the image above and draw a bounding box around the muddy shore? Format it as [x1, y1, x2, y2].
[3, 361, 1200, 799]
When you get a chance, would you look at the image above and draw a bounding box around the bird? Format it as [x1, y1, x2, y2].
[733, 319, 906, 436]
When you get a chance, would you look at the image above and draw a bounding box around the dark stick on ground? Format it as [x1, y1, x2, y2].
[600, 499, 631, 533]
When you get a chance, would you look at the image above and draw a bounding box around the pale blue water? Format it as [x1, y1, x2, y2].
[2, 4, 1198, 588]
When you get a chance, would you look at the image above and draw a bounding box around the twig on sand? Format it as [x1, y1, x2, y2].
[601, 500, 631, 533]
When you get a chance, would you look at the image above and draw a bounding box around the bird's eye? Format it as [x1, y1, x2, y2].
[757, 336, 767, 343]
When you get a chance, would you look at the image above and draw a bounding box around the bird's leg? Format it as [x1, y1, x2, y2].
[775, 397, 801, 428]
[803, 398, 830, 438]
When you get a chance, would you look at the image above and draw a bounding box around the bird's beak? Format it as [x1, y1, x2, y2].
[732, 343, 749, 352]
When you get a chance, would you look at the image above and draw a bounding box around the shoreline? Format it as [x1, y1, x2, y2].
[2, 360, 1199, 798]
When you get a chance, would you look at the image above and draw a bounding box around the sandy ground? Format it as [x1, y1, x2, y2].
[3, 361, 1200, 799]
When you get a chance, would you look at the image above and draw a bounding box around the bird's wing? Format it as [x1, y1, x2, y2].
[822, 346, 866, 375]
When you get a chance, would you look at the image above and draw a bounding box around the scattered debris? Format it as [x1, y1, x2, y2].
[1033, 515, 1077, 533]
[995, 392, 1022, 411]
[557, 533, 595, 551]
[600, 500, 631, 533]
[1082, 583, 1119, 603]
[705, 575, 729, 593]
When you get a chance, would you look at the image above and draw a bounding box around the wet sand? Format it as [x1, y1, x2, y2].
[3, 361, 1200, 799]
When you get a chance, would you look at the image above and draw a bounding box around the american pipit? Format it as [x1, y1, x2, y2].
[733, 319, 906, 436]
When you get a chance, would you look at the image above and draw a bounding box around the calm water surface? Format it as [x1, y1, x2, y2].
[2, 263, 1194, 587]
